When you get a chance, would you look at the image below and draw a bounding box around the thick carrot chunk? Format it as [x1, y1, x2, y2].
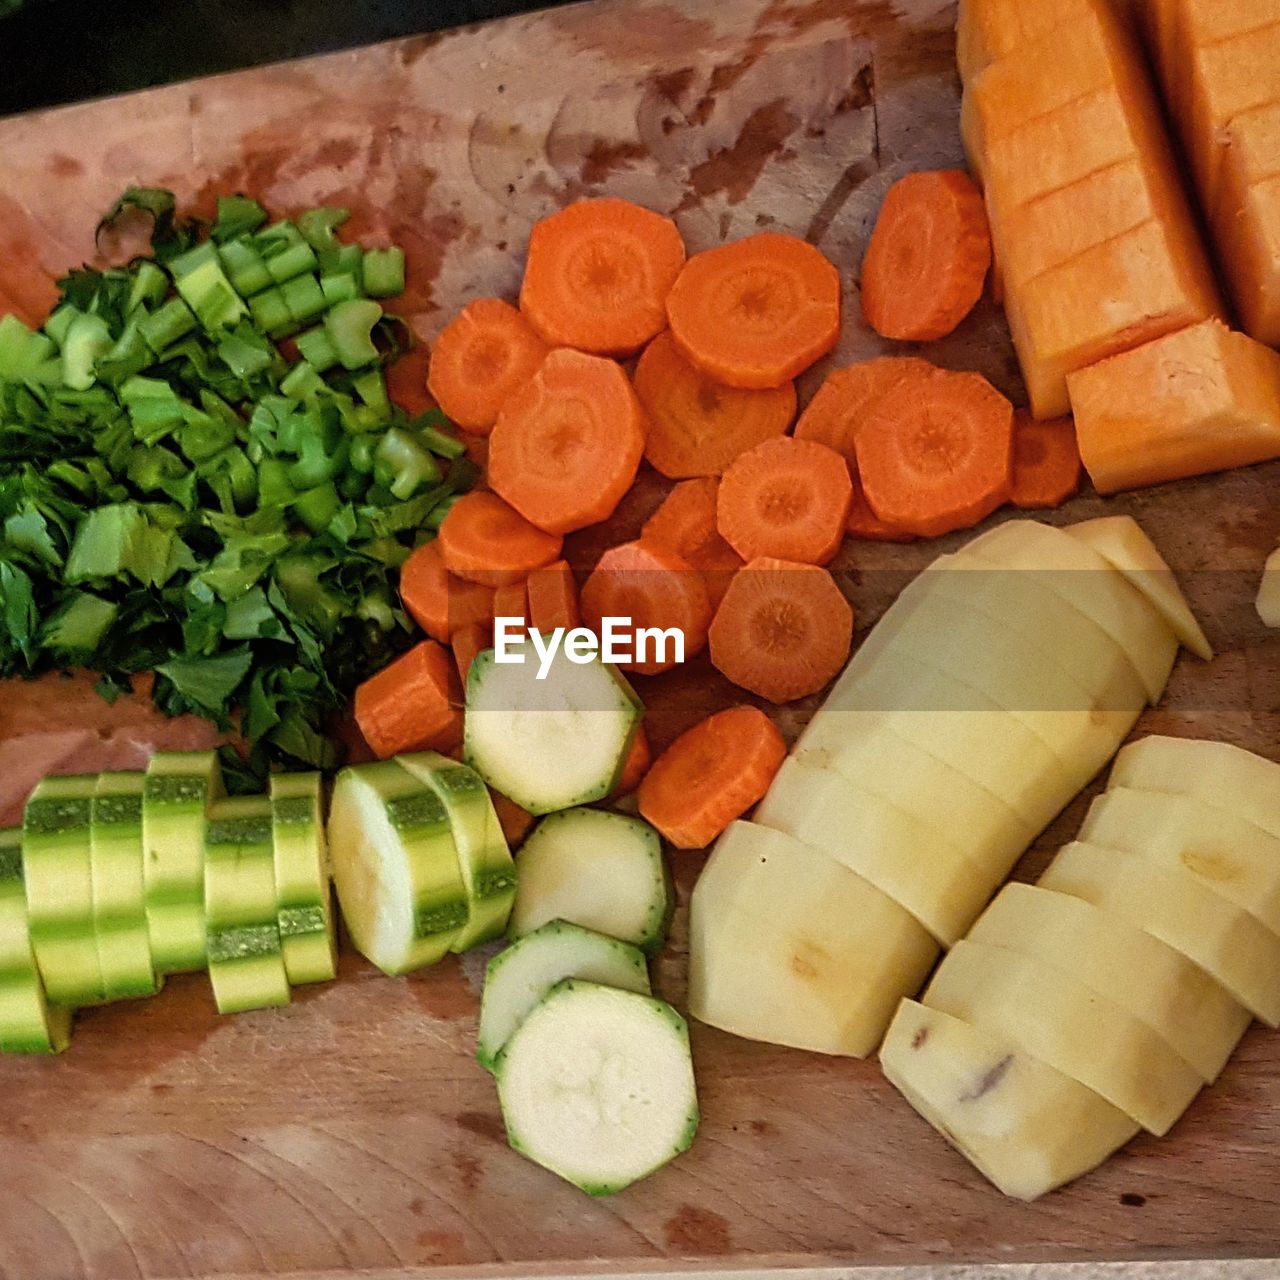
[354, 641, 461, 758]
[437, 491, 563, 587]
[1010, 412, 1082, 509]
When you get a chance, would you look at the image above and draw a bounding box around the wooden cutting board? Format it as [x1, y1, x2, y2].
[2, 1, 1280, 1275]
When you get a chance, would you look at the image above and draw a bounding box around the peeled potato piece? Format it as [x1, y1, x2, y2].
[1260, 547, 1280, 627]
[970, 884, 1250, 1082]
[881, 1000, 1139, 1201]
[688, 822, 939, 1058]
[924, 939, 1205, 1135]
[1041, 841, 1280, 1026]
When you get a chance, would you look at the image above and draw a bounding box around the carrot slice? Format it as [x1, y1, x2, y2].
[794, 356, 936, 461]
[492, 580, 529, 627]
[861, 169, 992, 341]
[637, 706, 786, 849]
[488, 348, 646, 534]
[846, 470, 916, 542]
[354, 640, 462, 758]
[708, 557, 853, 702]
[666, 232, 842, 389]
[526, 559, 580, 634]
[426, 298, 550, 435]
[398, 541, 496, 640]
[716, 436, 853, 565]
[579, 540, 712, 675]
[519, 198, 686, 356]
[1010, 411, 1083, 509]
[491, 790, 535, 848]
[437, 491, 563, 587]
[855, 367, 1013, 539]
[634, 330, 796, 477]
[640, 477, 744, 606]
[610, 725, 652, 799]
[384, 343, 435, 419]
[452, 622, 492, 684]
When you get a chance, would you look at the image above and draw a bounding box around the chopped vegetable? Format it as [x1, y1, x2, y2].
[794, 356, 935, 462]
[451, 621, 491, 683]
[353, 640, 462, 759]
[437, 491, 563, 588]
[526, 559, 580, 635]
[610, 725, 652, 798]
[640, 477, 743, 608]
[398, 539, 495, 642]
[492, 580, 529, 627]
[846, 470, 916, 541]
[1009, 411, 1082, 509]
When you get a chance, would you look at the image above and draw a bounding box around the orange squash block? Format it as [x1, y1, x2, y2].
[1212, 173, 1280, 346]
[1068, 319, 1280, 493]
[956, 0, 1096, 83]
[1006, 220, 1224, 419]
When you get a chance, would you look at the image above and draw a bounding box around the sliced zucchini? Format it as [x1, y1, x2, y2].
[23, 774, 104, 1006]
[398, 752, 516, 952]
[143, 751, 225, 973]
[204, 797, 291, 1014]
[464, 641, 642, 815]
[496, 979, 699, 1194]
[509, 809, 670, 953]
[477, 920, 651, 1071]
[91, 773, 160, 1000]
[328, 761, 469, 976]
[269, 773, 337, 986]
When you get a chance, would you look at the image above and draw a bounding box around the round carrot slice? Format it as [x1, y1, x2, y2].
[634, 330, 796, 477]
[610, 725, 652, 799]
[666, 232, 842, 389]
[579, 540, 712, 675]
[861, 169, 991, 341]
[399, 540, 497, 639]
[526, 559, 580, 634]
[794, 356, 936, 461]
[1010, 411, 1082, 509]
[708, 557, 852, 703]
[855, 367, 1013, 539]
[716, 436, 853, 565]
[846, 469, 915, 542]
[519, 198, 686, 356]
[637, 706, 786, 849]
[488, 348, 646, 534]
[437, 491, 563, 587]
[427, 298, 549, 435]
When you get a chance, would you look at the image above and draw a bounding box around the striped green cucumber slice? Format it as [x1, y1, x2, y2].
[270, 773, 337, 986]
[23, 775, 104, 1005]
[397, 752, 515, 952]
[204, 796, 290, 1014]
[328, 760, 469, 976]
[91, 774, 160, 1000]
[144, 752, 225, 973]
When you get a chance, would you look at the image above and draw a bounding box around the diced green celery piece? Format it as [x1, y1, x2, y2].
[219, 239, 273, 297]
[320, 243, 363, 279]
[120, 376, 187, 444]
[97, 316, 151, 385]
[258, 220, 305, 249]
[173, 255, 248, 332]
[274, 556, 345, 635]
[349, 434, 376, 474]
[139, 297, 197, 352]
[281, 274, 326, 325]
[264, 241, 318, 286]
[212, 196, 268, 243]
[295, 327, 339, 373]
[319, 273, 360, 306]
[217, 327, 275, 380]
[280, 361, 325, 402]
[61, 312, 112, 391]
[247, 288, 296, 339]
[286, 422, 345, 489]
[127, 261, 169, 315]
[44, 304, 81, 348]
[257, 458, 296, 507]
[352, 368, 389, 415]
[362, 247, 405, 298]
[298, 207, 350, 252]
[0, 314, 58, 381]
[168, 241, 219, 279]
[176, 406, 237, 463]
[410, 413, 466, 459]
[126, 443, 188, 495]
[200, 446, 257, 512]
[374, 427, 441, 500]
[39, 591, 118, 656]
[325, 299, 382, 370]
[292, 482, 342, 534]
[337, 468, 367, 501]
[65, 504, 144, 581]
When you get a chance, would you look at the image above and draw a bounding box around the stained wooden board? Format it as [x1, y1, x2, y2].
[2, 0, 1280, 1275]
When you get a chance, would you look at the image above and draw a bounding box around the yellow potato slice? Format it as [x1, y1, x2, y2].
[1040, 841, 1280, 1025]
[970, 883, 1250, 1081]
[924, 939, 1205, 1134]
[688, 822, 939, 1058]
[756, 758, 994, 946]
[881, 999, 1139, 1201]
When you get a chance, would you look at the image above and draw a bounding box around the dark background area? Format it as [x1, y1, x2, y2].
[0, 0, 563, 116]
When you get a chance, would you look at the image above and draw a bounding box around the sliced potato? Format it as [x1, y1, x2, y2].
[1258, 548, 1280, 628]
[924, 939, 1204, 1135]
[688, 822, 939, 1058]
[881, 999, 1139, 1201]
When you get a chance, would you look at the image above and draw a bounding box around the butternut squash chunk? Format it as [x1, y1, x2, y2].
[956, 0, 1096, 84]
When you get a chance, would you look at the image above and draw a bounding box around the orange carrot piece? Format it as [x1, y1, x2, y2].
[610, 725, 652, 798]
[519, 198, 686, 356]
[579, 540, 713, 675]
[642, 478, 746, 609]
[666, 232, 842, 389]
[861, 169, 992, 341]
[527, 559, 580, 634]
[794, 356, 936, 461]
[488, 348, 646, 534]
[492, 580, 529, 627]
[426, 298, 550, 435]
[634, 330, 796, 477]
[491, 790, 536, 848]
[1010, 411, 1083, 509]
[354, 640, 462, 759]
[855, 367, 1013, 539]
[437, 491, 563, 587]
[637, 706, 786, 849]
[846, 469, 916, 542]
[452, 622, 492, 684]
[708, 557, 853, 702]
[384, 343, 435, 419]
[716, 436, 853, 565]
[399, 540, 500, 641]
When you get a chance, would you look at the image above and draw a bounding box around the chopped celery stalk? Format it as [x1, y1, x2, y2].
[263, 240, 318, 285]
[120, 376, 186, 443]
[212, 195, 268, 243]
[258, 220, 305, 248]
[176, 407, 236, 463]
[217, 327, 274, 380]
[298, 207, 351, 252]
[257, 459, 296, 508]
[0, 314, 58, 381]
[325, 299, 382, 370]
[218, 239, 272, 297]
[248, 288, 296, 339]
[169, 241, 219, 278]
[320, 243, 363, 279]
[349, 434, 376, 474]
[40, 591, 118, 656]
[295, 327, 339, 373]
[127, 261, 169, 315]
[374, 427, 441, 500]
[97, 317, 151, 385]
[61, 312, 112, 391]
[320, 274, 360, 306]
[139, 298, 197, 353]
[352, 368, 389, 415]
[287, 427, 346, 490]
[292, 482, 342, 534]
[171, 244, 248, 331]
[281, 274, 326, 325]
[425, 494, 459, 530]
[44, 304, 81, 348]
[127, 444, 186, 494]
[280, 361, 325, 402]
[362, 247, 405, 298]
[412, 416, 466, 459]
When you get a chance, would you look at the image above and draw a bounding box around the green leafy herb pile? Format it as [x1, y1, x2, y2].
[0, 189, 472, 771]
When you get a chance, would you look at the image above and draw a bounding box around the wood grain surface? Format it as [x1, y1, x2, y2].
[1, 0, 1279, 1275]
